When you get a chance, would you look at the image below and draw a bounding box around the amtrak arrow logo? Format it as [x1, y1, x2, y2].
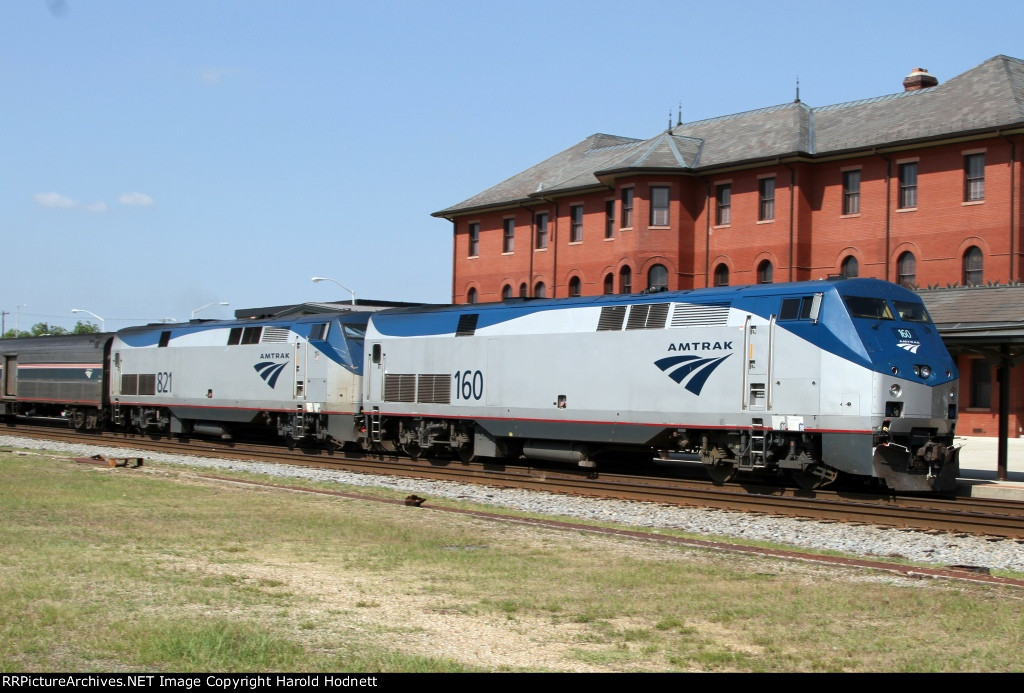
[655, 354, 732, 395]
[254, 361, 288, 388]
[896, 342, 921, 354]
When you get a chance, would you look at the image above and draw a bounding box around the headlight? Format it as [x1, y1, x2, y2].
[889, 384, 902, 397]
[949, 387, 956, 399]
[914, 364, 932, 379]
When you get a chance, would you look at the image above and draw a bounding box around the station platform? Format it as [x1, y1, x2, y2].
[954, 436, 1024, 500]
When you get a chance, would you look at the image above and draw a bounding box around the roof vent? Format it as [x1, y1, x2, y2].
[903, 67, 938, 92]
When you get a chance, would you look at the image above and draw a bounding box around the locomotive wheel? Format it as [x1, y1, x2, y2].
[790, 464, 839, 490]
[701, 446, 735, 484]
[706, 461, 737, 485]
[402, 442, 423, 460]
[457, 441, 476, 463]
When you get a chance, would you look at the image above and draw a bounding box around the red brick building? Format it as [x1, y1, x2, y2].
[433, 55, 1024, 438]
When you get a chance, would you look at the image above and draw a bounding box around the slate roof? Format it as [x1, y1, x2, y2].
[435, 55, 1024, 217]
[919, 284, 1024, 349]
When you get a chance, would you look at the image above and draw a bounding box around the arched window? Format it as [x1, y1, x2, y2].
[897, 252, 916, 288]
[534, 282, 546, 298]
[963, 246, 983, 286]
[568, 276, 581, 297]
[518, 283, 527, 298]
[647, 264, 668, 292]
[757, 260, 773, 284]
[467, 288, 477, 304]
[619, 266, 632, 294]
[714, 263, 729, 287]
[841, 255, 859, 278]
[603, 273, 614, 294]
[501, 284, 513, 300]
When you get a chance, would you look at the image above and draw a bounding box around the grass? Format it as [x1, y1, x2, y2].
[1, 448, 1024, 672]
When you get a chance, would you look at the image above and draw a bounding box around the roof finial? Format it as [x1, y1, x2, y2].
[794, 76, 800, 103]
[667, 109, 672, 131]
[677, 102, 682, 126]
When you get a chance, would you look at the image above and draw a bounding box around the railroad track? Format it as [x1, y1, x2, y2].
[6, 423, 1024, 540]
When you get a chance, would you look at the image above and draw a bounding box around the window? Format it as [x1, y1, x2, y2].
[841, 255, 859, 278]
[619, 266, 632, 294]
[965, 153, 985, 201]
[897, 251, 916, 288]
[715, 184, 731, 225]
[620, 188, 633, 228]
[468, 222, 479, 257]
[963, 246, 983, 285]
[568, 276, 581, 297]
[757, 260, 773, 284]
[570, 204, 583, 243]
[842, 170, 861, 215]
[518, 283, 527, 298]
[467, 288, 477, 304]
[309, 323, 329, 340]
[714, 264, 729, 287]
[971, 359, 992, 408]
[534, 282, 546, 298]
[650, 186, 670, 226]
[535, 213, 548, 249]
[503, 218, 515, 253]
[758, 177, 775, 221]
[898, 162, 917, 209]
[605, 200, 615, 239]
[502, 284, 512, 300]
[647, 264, 668, 292]
[228, 326, 262, 345]
[603, 273, 614, 294]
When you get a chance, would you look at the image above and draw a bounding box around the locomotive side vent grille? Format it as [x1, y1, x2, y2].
[120, 374, 138, 396]
[384, 374, 416, 402]
[626, 303, 669, 330]
[597, 305, 627, 331]
[417, 374, 451, 404]
[455, 314, 479, 337]
[138, 374, 156, 396]
[671, 302, 730, 327]
[261, 327, 291, 343]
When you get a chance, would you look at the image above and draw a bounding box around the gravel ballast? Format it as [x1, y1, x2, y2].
[4, 434, 1023, 574]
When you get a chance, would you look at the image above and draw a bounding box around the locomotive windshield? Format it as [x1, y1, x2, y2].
[843, 296, 894, 320]
[893, 299, 931, 323]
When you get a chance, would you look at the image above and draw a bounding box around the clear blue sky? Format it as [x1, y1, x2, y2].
[3, 0, 1022, 332]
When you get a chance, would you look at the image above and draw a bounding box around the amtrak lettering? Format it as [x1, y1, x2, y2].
[259, 352, 290, 359]
[667, 341, 732, 351]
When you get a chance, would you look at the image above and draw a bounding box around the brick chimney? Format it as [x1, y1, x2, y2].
[903, 67, 938, 91]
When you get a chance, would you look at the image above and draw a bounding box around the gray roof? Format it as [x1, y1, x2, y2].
[435, 55, 1024, 217]
[919, 284, 1024, 352]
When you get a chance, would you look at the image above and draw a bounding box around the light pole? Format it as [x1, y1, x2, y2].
[191, 302, 229, 319]
[311, 276, 356, 305]
[71, 308, 105, 331]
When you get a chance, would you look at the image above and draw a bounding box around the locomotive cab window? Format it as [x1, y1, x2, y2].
[844, 296, 894, 320]
[779, 294, 822, 322]
[309, 323, 329, 341]
[893, 300, 930, 323]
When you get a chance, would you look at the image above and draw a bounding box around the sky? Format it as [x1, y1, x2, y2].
[3, 0, 1023, 332]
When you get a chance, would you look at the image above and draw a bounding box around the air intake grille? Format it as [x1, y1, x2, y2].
[626, 303, 669, 330]
[670, 302, 729, 327]
[384, 374, 416, 402]
[417, 374, 451, 404]
[597, 305, 627, 331]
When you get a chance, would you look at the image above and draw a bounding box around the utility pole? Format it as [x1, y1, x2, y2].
[1, 310, 7, 336]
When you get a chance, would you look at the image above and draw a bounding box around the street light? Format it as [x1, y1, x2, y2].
[71, 308, 105, 331]
[191, 302, 229, 319]
[311, 276, 356, 305]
